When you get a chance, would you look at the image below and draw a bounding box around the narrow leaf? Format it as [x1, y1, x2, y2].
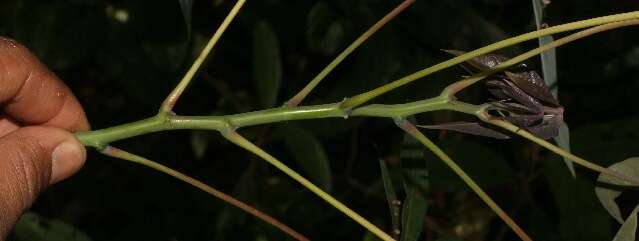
[253, 21, 282, 108]
[400, 169, 429, 241]
[178, 0, 193, 37]
[417, 122, 510, 139]
[379, 158, 401, 239]
[532, 0, 573, 177]
[531, 0, 557, 95]
[544, 159, 611, 241]
[554, 122, 575, 176]
[595, 157, 639, 223]
[612, 204, 639, 241]
[283, 125, 332, 192]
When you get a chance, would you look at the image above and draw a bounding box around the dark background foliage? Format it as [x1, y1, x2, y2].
[2, 0, 639, 240]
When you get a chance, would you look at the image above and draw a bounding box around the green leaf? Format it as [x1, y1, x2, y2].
[554, 122, 575, 177]
[544, 155, 611, 241]
[400, 169, 429, 241]
[531, 0, 557, 94]
[595, 157, 639, 223]
[306, 1, 346, 55]
[379, 158, 400, 238]
[253, 21, 282, 108]
[283, 125, 332, 192]
[612, 204, 639, 241]
[178, 0, 193, 37]
[532, 0, 573, 178]
[14, 212, 93, 241]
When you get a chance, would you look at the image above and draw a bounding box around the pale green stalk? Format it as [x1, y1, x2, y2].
[220, 129, 395, 241]
[342, 11, 639, 108]
[100, 146, 310, 241]
[484, 119, 639, 186]
[286, 0, 415, 107]
[77, 9, 639, 241]
[160, 0, 246, 112]
[442, 19, 639, 96]
[396, 119, 533, 241]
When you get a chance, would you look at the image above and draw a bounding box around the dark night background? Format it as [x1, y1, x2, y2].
[2, 0, 639, 240]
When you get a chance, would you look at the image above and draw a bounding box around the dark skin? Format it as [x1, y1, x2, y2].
[0, 37, 89, 240]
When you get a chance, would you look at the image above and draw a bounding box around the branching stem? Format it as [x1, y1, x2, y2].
[76, 9, 639, 241]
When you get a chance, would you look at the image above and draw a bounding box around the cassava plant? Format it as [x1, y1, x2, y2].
[6, 0, 639, 241]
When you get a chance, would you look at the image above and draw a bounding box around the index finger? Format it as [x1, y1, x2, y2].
[0, 37, 89, 131]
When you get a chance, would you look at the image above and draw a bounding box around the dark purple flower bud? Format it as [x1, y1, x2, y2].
[438, 50, 565, 140]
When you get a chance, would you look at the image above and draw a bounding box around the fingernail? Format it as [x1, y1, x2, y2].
[51, 141, 86, 184]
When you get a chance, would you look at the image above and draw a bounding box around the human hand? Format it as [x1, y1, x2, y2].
[0, 37, 89, 239]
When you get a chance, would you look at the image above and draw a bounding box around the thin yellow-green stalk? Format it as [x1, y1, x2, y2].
[484, 118, 639, 186]
[396, 119, 533, 241]
[286, 0, 415, 107]
[160, 0, 246, 112]
[343, 11, 639, 108]
[220, 128, 396, 241]
[100, 146, 310, 241]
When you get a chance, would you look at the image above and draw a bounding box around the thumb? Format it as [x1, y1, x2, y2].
[0, 126, 86, 238]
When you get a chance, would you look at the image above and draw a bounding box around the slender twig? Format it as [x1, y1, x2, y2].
[442, 19, 639, 96]
[220, 128, 395, 241]
[285, 0, 415, 107]
[100, 146, 310, 241]
[342, 11, 639, 109]
[160, 0, 246, 113]
[395, 119, 533, 241]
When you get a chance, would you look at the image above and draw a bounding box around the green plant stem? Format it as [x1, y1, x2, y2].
[160, 0, 246, 112]
[442, 19, 639, 96]
[395, 119, 533, 241]
[100, 146, 310, 241]
[342, 11, 639, 109]
[286, 0, 415, 107]
[76, 16, 639, 239]
[484, 118, 639, 186]
[220, 129, 395, 241]
[76, 99, 453, 148]
[76, 97, 639, 187]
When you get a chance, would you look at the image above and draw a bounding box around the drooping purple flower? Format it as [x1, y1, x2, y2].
[420, 50, 564, 140]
